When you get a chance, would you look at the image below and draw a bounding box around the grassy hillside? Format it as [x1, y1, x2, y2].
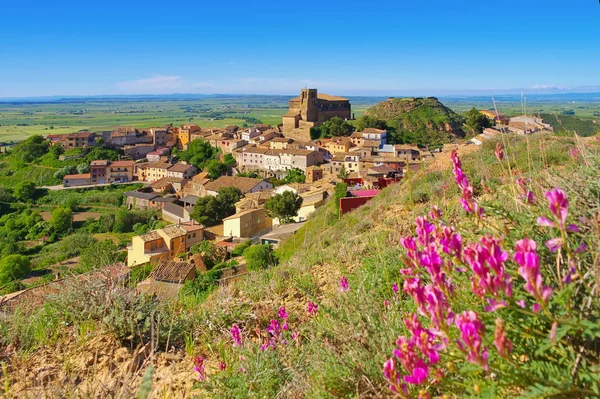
[2, 134, 600, 398]
[364, 97, 466, 148]
[366, 97, 465, 133]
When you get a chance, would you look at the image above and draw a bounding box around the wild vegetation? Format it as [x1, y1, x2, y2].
[2, 132, 599, 398]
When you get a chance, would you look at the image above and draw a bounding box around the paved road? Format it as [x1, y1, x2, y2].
[42, 181, 146, 191]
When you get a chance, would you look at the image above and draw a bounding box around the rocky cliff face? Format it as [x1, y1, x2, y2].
[365, 97, 465, 137]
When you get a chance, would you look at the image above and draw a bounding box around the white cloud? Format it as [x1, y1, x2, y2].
[116, 75, 214, 94]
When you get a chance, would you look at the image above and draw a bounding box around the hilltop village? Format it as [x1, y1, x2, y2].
[0, 89, 554, 301]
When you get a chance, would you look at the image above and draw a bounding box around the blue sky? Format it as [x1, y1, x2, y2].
[1, 0, 599, 97]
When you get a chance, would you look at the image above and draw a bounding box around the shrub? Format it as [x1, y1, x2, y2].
[243, 244, 277, 271]
[0, 254, 31, 285]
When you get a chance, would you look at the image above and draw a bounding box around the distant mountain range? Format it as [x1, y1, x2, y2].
[1, 90, 599, 104]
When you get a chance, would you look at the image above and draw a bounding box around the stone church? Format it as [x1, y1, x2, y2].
[282, 89, 351, 140]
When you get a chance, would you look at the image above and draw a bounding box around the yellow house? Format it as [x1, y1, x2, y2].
[324, 138, 352, 155]
[176, 124, 201, 149]
[127, 221, 203, 267]
[222, 207, 272, 239]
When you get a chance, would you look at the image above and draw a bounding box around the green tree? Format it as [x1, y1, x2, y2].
[190, 187, 242, 227]
[243, 244, 277, 271]
[190, 197, 221, 227]
[465, 107, 493, 134]
[223, 153, 237, 168]
[13, 181, 37, 202]
[53, 166, 77, 180]
[0, 254, 31, 285]
[355, 115, 388, 131]
[205, 159, 228, 179]
[77, 163, 90, 174]
[283, 168, 306, 184]
[310, 117, 354, 139]
[337, 165, 349, 180]
[264, 191, 303, 224]
[11, 135, 49, 163]
[216, 187, 243, 211]
[49, 207, 73, 236]
[177, 139, 219, 169]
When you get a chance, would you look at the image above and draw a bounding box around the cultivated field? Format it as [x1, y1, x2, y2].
[1, 94, 599, 143]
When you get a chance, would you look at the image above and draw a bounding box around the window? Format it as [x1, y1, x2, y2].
[180, 237, 184, 243]
[193, 233, 196, 238]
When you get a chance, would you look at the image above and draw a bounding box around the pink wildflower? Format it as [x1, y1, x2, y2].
[493, 319, 512, 358]
[424, 285, 454, 332]
[451, 150, 484, 217]
[307, 301, 318, 316]
[463, 235, 512, 303]
[514, 239, 552, 311]
[392, 282, 399, 293]
[277, 306, 288, 320]
[267, 319, 281, 338]
[545, 188, 569, 229]
[438, 226, 462, 259]
[517, 178, 536, 205]
[193, 356, 206, 381]
[403, 278, 427, 315]
[404, 361, 429, 385]
[545, 238, 563, 253]
[339, 276, 349, 292]
[219, 361, 227, 371]
[383, 358, 406, 394]
[230, 324, 242, 347]
[455, 311, 489, 370]
[415, 216, 436, 246]
[495, 143, 504, 161]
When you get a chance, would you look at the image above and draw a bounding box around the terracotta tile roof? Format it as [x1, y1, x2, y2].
[148, 162, 172, 170]
[362, 128, 387, 134]
[110, 160, 134, 168]
[139, 231, 163, 242]
[160, 225, 187, 239]
[368, 165, 395, 174]
[150, 176, 185, 188]
[192, 171, 210, 180]
[151, 260, 195, 283]
[223, 207, 264, 221]
[363, 140, 382, 148]
[168, 163, 194, 173]
[150, 177, 172, 188]
[180, 221, 203, 232]
[204, 176, 266, 194]
[64, 173, 90, 179]
[237, 146, 269, 155]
